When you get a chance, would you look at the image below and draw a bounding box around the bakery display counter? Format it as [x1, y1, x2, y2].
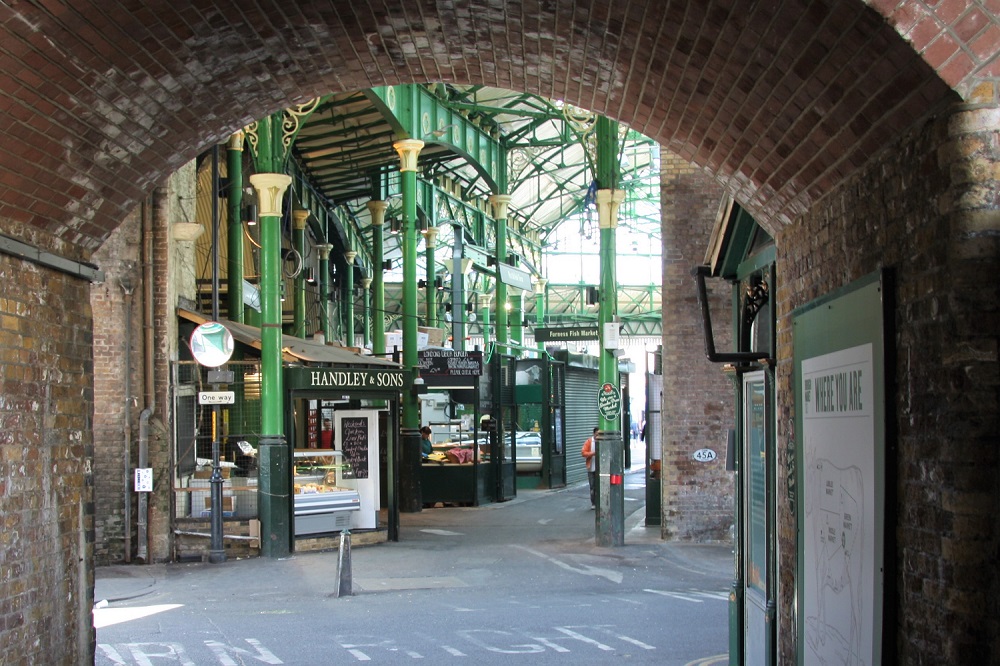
[293, 449, 359, 536]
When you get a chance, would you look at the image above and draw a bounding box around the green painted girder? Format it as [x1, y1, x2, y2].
[365, 85, 505, 192]
[287, 158, 372, 273]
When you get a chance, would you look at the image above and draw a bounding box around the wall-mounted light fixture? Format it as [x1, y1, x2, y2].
[243, 203, 258, 226]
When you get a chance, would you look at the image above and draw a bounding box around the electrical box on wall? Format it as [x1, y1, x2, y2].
[602, 322, 620, 350]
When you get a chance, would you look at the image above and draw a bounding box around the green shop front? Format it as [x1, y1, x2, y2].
[284, 364, 404, 543]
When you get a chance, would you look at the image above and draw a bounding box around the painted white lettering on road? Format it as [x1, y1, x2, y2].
[205, 639, 283, 665]
[457, 629, 545, 654]
[512, 545, 623, 584]
[123, 643, 196, 666]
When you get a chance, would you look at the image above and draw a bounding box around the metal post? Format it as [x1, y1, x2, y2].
[362, 278, 372, 349]
[249, 169, 293, 559]
[394, 139, 424, 512]
[450, 220, 465, 351]
[331, 529, 353, 597]
[595, 116, 625, 547]
[424, 226, 439, 329]
[316, 243, 333, 342]
[292, 209, 309, 339]
[490, 194, 511, 353]
[226, 132, 245, 323]
[534, 278, 547, 354]
[368, 200, 388, 356]
[510, 291, 524, 346]
[343, 251, 357, 345]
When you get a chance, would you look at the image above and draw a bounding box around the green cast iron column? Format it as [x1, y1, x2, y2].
[368, 200, 388, 356]
[394, 139, 424, 512]
[225, 132, 249, 473]
[316, 243, 333, 342]
[343, 251, 357, 345]
[249, 169, 292, 558]
[511, 291, 524, 346]
[424, 226, 439, 329]
[490, 194, 512, 354]
[361, 277, 372, 348]
[245, 100, 321, 559]
[595, 115, 625, 547]
[534, 278, 547, 353]
[226, 131, 245, 323]
[480, 294, 492, 345]
[292, 209, 309, 338]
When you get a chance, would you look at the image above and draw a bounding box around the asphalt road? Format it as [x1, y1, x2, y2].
[96, 470, 732, 665]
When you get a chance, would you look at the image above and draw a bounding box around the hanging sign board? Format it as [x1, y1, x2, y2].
[535, 326, 599, 342]
[498, 263, 533, 291]
[285, 367, 405, 391]
[418, 349, 483, 376]
[463, 243, 490, 268]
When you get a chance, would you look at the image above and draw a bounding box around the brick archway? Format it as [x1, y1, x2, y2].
[0, 0, 987, 255]
[1, 2, 998, 664]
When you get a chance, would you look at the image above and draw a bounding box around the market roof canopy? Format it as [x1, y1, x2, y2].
[179, 309, 398, 367]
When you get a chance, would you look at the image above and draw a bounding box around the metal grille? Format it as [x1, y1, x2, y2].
[172, 360, 263, 522]
[564, 365, 599, 484]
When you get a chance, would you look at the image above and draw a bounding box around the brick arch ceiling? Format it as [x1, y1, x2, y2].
[0, 0, 985, 257]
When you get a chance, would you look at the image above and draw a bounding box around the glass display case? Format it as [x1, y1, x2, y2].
[292, 449, 360, 535]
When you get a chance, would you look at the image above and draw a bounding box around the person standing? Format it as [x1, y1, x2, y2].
[320, 418, 334, 449]
[581, 427, 598, 509]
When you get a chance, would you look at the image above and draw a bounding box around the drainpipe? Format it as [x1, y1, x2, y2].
[121, 271, 135, 563]
[137, 196, 156, 563]
[136, 408, 152, 563]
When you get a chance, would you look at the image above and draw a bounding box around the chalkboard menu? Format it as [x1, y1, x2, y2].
[340, 416, 370, 479]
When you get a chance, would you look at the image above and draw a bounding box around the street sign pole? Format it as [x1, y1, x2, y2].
[190, 322, 235, 563]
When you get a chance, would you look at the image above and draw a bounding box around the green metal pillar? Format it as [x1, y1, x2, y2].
[249, 169, 292, 558]
[245, 98, 321, 559]
[226, 131, 245, 323]
[368, 200, 388, 356]
[394, 139, 424, 512]
[361, 277, 372, 349]
[595, 115, 625, 547]
[292, 209, 309, 339]
[490, 194, 512, 353]
[534, 278, 547, 353]
[424, 226, 439, 329]
[316, 243, 333, 342]
[343, 251, 357, 345]
[480, 294, 492, 344]
[510, 291, 524, 346]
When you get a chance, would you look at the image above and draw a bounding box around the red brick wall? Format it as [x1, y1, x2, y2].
[660, 153, 735, 541]
[0, 252, 95, 664]
[91, 208, 143, 565]
[775, 103, 1000, 663]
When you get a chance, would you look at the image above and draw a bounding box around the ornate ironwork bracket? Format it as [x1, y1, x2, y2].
[693, 265, 772, 367]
